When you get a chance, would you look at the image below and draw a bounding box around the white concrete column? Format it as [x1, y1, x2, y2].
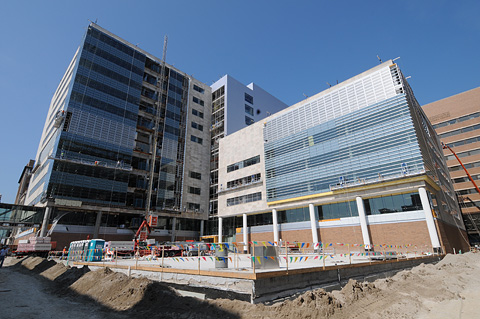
[356, 196, 372, 249]
[218, 217, 223, 243]
[308, 204, 319, 245]
[272, 209, 279, 245]
[242, 213, 248, 252]
[418, 187, 441, 248]
[39, 206, 52, 237]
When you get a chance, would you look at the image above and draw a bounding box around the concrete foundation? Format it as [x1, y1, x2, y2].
[80, 255, 441, 303]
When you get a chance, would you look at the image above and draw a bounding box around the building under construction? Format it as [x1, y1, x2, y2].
[423, 87, 480, 245]
[19, 23, 212, 247]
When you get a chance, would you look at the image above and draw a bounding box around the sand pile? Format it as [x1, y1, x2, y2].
[5, 252, 480, 318]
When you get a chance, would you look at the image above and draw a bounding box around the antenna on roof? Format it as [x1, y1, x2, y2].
[303, 93, 308, 98]
[326, 82, 332, 87]
[377, 55, 382, 63]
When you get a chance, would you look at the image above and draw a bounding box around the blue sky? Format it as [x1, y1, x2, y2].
[0, 1, 479, 203]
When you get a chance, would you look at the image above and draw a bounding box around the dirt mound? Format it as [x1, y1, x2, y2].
[70, 267, 238, 318]
[20, 256, 57, 273]
[70, 267, 152, 311]
[339, 279, 379, 305]
[7, 252, 480, 319]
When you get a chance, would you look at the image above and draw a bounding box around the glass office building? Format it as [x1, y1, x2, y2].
[22, 24, 211, 247]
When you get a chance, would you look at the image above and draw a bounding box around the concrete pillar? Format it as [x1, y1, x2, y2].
[200, 220, 204, 237]
[242, 213, 248, 251]
[356, 196, 372, 249]
[93, 212, 102, 239]
[218, 217, 223, 243]
[272, 209, 279, 245]
[39, 206, 52, 237]
[418, 187, 441, 248]
[171, 217, 176, 242]
[308, 204, 319, 245]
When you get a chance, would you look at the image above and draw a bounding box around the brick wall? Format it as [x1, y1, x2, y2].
[236, 220, 436, 254]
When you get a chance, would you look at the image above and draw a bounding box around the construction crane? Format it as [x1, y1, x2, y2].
[442, 142, 480, 241]
[442, 143, 480, 195]
[134, 35, 168, 251]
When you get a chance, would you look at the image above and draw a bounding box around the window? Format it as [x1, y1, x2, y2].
[227, 192, 262, 206]
[245, 104, 254, 116]
[226, 173, 261, 189]
[245, 93, 253, 104]
[191, 135, 203, 144]
[189, 171, 202, 180]
[191, 121, 203, 131]
[192, 109, 204, 118]
[193, 84, 204, 94]
[438, 123, 480, 138]
[245, 116, 255, 125]
[189, 187, 201, 195]
[188, 202, 201, 210]
[433, 112, 480, 129]
[363, 193, 422, 215]
[316, 201, 358, 220]
[193, 96, 204, 106]
[212, 86, 225, 101]
[227, 155, 260, 172]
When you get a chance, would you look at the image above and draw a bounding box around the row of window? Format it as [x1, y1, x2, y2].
[226, 173, 261, 189]
[446, 148, 480, 162]
[193, 96, 204, 106]
[80, 57, 143, 92]
[191, 121, 203, 131]
[82, 41, 143, 77]
[433, 112, 480, 129]
[452, 174, 480, 184]
[265, 102, 408, 160]
[439, 123, 480, 138]
[229, 192, 424, 227]
[88, 27, 145, 64]
[226, 192, 262, 207]
[70, 91, 137, 122]
[191, 135, 203, 144]
[450, 160, 480, 172]
[227, 155, 260, 173]
[445, 135, 480, 149]
[75, 74, 140, 106]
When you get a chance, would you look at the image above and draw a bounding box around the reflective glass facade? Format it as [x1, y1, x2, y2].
[265, 95, 424, 201]
[26, 24, 209, 217]
[45, 26, 145, 205]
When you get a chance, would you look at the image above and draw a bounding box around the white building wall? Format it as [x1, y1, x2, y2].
[211, 75, 288, 135]
[218, 121, 269, 216]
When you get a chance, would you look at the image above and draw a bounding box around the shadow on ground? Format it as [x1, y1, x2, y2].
[9, 257, 241, 319]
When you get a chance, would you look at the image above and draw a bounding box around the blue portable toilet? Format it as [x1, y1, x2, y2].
[86, 239, 105, 261]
